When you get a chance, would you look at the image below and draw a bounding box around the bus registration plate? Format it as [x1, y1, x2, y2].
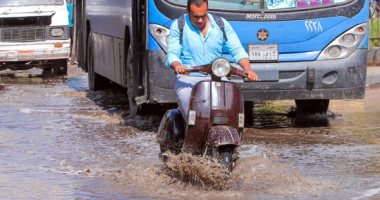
[248, 44, 278, 62]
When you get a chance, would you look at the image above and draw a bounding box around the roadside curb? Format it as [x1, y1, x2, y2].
[368, 47, 380, 66]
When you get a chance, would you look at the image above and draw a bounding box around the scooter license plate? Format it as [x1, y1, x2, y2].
[248, 44, 278, 62]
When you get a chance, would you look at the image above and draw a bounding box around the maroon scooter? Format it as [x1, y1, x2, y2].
[157, 58, 247, 170]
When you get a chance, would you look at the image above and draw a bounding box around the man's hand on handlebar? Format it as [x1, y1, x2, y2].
[171, 61, 188, 75]
[174, 65, 188, 75]
[239, 58, 259, 81]
[245, 70, 259, 81]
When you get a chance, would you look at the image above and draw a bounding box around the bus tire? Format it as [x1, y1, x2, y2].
[244, 101, 254, 126]
[87, 32, 109, 91]
[295, 99, 329, 116]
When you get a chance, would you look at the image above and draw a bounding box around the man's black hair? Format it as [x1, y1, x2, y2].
[187, 0, 208, 11]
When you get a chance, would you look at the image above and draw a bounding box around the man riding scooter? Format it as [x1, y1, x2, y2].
[166, 0, 258, 120]
[158, 0, 259, 167]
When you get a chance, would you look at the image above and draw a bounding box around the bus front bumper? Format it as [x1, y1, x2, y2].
[0, 40, 70, 62]
[239, 49, 368, 101]
[148, 49, 367, 103]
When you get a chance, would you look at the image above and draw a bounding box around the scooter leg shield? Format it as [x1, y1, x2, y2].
[157, 109, 185, 147]
[207, 126, 241, 146]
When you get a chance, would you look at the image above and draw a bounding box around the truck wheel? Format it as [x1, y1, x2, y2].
[87, 32, 109, 91]
[295, 99, 329, 115]
[53, 59, 68, 75]
[42, 68, 54, 77]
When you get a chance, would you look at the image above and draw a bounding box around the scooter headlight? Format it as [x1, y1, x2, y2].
[211, 58, 231, 77]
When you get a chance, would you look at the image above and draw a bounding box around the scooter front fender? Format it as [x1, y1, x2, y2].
[157, 109, 184, 145]
[207, 125, 241, 147]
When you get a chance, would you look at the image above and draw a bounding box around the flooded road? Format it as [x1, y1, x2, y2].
[0, 65, 379, 199]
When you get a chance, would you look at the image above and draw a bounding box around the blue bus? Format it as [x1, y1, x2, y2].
[74, 0, 369, 115]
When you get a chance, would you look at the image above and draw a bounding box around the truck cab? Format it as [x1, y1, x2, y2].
[0, 0, 71, 75]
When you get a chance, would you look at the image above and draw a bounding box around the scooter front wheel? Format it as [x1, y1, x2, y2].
[218, 146, 235, 171]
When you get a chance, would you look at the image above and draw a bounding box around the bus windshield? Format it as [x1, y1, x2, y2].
[166, 0, 352, 11]
[0, 0, 63, 7]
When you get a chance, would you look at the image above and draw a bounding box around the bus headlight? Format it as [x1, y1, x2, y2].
[50, 28, 64, 37]
[212, 58, 231, 77]
[149, 24, 170, 53]
[327, 45, 342, 57]
[317, 22, 367, 60]
[341, 34, 355, 46]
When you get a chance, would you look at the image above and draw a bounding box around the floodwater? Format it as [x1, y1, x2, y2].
[0, 65, 379, 199]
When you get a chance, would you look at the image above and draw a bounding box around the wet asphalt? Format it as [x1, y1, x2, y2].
[0, 65, 379, 199]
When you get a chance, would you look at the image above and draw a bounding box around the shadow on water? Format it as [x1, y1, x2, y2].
[245, 101, 333, 129]
[291, 113, 330, 127]
[241, 101, 351, 146]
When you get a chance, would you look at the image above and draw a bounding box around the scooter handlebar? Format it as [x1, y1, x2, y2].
[186, 65, 251, 81]
[229, 67, 248, 78]
[230, 68, 257, 82]
[186, 65, 210, 74]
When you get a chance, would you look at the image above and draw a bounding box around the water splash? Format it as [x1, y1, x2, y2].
[163, 152, 231, 190]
